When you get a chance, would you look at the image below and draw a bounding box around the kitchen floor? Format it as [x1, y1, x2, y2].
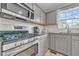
[45, 50, 64, 56]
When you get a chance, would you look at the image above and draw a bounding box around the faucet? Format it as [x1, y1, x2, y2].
[65, 24, 71, 33]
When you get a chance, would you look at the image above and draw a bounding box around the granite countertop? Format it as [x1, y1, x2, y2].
[48, 32, 79, 35]
[0, 31, 46, 44]
[2, 33, 46, 45]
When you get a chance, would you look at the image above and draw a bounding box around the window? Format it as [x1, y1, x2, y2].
[57, 7, 79, 29]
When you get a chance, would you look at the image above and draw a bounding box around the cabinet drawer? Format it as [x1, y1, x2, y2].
[72, 40, 79, 46]
[25, 3, 33, 9]
[72, 36, 79, 40]
[72, 40, 79, 56]
[55, 34, 70, 39]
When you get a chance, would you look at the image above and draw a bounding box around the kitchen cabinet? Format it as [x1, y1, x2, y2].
[72, 36, 79, 56]
[43, 35, 48, 55]
[34, 4, 46, 24]
[0, 4, 1, 12]
[38, 35, 48, 56]
[40, 11, 46, 24]
[55, 34, 71, 55]
[33, 4, 41, 24]
[24, 3, 33, 9]
[48, 34, 55, 50]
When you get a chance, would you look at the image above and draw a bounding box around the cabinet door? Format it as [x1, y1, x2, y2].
[38, 35, 48, 56]
[24, 3, 33, 9]
[43, 35, 48, 55]
[0, 4, 1, 12]
[72, 36, 79, 56]
[40, 11, 46, 24]
[34, 5, 41, 23]
[72, 40, 79, 56]
[39, 38, 44, 56]
[48, 34, 55, 50]
[55, 35, 71, 55]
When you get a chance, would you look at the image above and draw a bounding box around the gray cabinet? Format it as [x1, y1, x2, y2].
[55, 34, 71, 55]
[40, 11, 46, 24]
[33, 4, 46, 24]
[48, 33, 79, 56]
[72, 36, 79, 56]
[43, 35, 48, 55]
[40, 37, 46, 55]
[34, 4, 41, 23]
[0, 4, 1, 12]
[38, 35, 48, 56]
[48, 34, 55, 50]
[24, 3, 33, 9]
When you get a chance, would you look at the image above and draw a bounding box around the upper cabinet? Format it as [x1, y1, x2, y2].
[0, 3, 46, 25]
[0, 4, 1, 12]
[24, 3, 33, 10]
[33, 4, 41, 24]
[33, 4, 46, 25]
[40, 10, 46, 25]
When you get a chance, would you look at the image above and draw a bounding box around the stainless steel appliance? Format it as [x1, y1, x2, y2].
[0, 3, 34, 21]
[2, 40, 39, 56]
[30, 12, 34, 19]
[29, 26, 39, 35]
[33, 27, 39, 35]
[15, 43, 38, 56]
[0, 42, 2, 56]
[28, 26, 39, 35]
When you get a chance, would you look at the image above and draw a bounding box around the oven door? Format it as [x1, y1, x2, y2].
[15, 43, 38, 56]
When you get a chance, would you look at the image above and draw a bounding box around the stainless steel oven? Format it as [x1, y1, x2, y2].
[15, 43, 38, 56]
[0, 42, 2, 56]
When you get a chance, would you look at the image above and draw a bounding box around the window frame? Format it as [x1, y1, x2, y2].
[57, 6, 79, 30]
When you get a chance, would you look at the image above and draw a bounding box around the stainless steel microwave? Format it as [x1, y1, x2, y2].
[0, 3, 34, 21]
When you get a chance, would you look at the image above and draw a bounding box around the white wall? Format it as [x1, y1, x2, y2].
[47, 11, 57, 25]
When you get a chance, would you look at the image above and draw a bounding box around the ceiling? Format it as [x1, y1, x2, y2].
[36, 3, 72, 13]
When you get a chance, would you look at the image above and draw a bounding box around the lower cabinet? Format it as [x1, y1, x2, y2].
[48, 34, 71, 55]
[48, 34, 55, 50]
[48, 33, 79, 56]
[43, 35, 48, 55]
[72, 36, 79, 56]
[55, 34, 71, 55]
[38, 35, 48, 56]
